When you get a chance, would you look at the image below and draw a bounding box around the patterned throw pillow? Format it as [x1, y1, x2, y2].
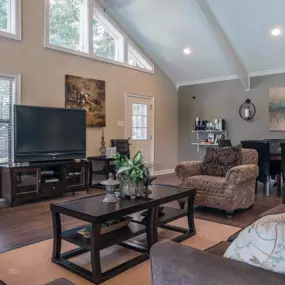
[200, 146, 241, 177]
[224, 214, 285, 274]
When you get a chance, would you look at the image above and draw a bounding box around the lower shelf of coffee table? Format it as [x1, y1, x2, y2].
[131, 206, 187, 226]
[61, 222, 146, 251]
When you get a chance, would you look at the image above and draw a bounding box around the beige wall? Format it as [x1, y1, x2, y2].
[0, 0, 178, 171]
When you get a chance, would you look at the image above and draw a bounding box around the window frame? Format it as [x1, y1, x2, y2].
[0, 0, 22, 41]
[0, 72, 21, 163]
[44, 0, 154, 74]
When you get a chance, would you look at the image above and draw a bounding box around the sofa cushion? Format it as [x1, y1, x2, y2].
[228, 204, 285, 243]
[224, 214, 285, 274]
[185, 175, 227, 197]
[201, 146, 242, 177]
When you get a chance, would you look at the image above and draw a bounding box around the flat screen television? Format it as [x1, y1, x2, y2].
[14, 105, 86, 163]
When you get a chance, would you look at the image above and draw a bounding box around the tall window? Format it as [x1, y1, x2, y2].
[0, 0, 21, 40]
[45, 0, 153, 72]
[0, 76, 14, 163]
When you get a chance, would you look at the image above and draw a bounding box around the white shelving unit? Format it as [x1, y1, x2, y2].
[192, 130, 227, 152]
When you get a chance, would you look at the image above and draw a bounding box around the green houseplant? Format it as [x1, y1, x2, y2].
[114, 151, 156, 198]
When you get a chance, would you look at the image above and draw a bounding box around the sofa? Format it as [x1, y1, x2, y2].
[150, 204, 285, 285]
[175, 148, 259, 216]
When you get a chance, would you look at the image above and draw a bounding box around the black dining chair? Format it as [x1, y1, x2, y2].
[241, 140, 271, 196]
[280, 143, 285, 203]
[111, 139, 130, 159]
[217, 139, 232, 147]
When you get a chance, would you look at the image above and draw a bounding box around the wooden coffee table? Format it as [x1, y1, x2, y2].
[50, 185, 196, 284]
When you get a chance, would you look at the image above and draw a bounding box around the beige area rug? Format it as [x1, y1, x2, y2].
[0, 218, 240, 285]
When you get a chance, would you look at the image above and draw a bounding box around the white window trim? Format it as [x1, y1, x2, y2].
[44, 0, 154, 74]
[0, 72, 21, 163]
[0, 0, 22, 41]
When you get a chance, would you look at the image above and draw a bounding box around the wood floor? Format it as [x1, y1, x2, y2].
[0, 173, 281, 253]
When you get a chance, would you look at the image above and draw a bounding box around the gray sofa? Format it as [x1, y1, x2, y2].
[150, 204, 285, 285]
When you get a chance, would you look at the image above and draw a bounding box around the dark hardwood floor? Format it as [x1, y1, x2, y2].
[0, 173, 282, 253]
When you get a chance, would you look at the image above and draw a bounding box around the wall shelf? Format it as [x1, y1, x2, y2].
[192, 143, 218, 146]
[192, 130, 225, 133]
[192, 129, 227, 152]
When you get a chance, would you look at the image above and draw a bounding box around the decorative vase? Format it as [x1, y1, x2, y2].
[120, 179, 145, 199]
[120, 180, 137, 199]
[99, 128, 106, 156]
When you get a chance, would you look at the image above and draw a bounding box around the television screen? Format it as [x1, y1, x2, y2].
[14, 105, 86, 162]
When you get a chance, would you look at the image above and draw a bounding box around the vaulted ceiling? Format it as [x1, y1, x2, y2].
[106, 0, 285, 88]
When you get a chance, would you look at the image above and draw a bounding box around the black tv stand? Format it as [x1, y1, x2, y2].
[0, 160, 89, 206]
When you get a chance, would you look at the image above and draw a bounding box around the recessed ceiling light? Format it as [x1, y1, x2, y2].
[271, 27, 282, 36]
[183, 48, 191, 55]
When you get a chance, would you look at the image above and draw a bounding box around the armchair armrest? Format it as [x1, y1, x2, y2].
[150, 241, 284, 285]
[175, 161, 202, 179]
[225, 164, 259, 184]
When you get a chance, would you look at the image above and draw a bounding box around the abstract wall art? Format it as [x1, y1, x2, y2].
[269, 87, 285, 131]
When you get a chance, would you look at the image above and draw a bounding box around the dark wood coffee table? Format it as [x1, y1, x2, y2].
[50, 185, 196, 284]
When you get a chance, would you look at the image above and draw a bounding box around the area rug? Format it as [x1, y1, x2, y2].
[0, 218, 240, 285]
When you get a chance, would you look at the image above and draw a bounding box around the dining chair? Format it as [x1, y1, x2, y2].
[217, 139, 232, 147]
[111, 139, 130, 159]
[241, 140, 271, 196]
[280, 143, 285, 203]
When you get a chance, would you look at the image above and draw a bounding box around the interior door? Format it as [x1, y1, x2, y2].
[125, 94, 153, 164]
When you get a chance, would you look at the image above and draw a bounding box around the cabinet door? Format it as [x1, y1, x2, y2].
[66, 163, 86, 190]
[12, 168, 40, 197]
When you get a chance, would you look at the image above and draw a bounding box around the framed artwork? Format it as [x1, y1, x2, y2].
[65, 75, 106, 127]
[269, 87, 285, 131]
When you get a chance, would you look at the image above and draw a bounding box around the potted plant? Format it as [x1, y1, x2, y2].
[114, 151, 156, 199]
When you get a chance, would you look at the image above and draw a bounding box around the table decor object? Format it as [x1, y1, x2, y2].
[78, 217, 132, 238]
[114, 151, 156, 199]
[101, 173, 120, 203]
[99, 128, 106, 156]
[106, 147, 116, 158]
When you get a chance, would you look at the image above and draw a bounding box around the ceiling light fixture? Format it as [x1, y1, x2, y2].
[183, 48, 191, 55]
[271, 27, 282, 36]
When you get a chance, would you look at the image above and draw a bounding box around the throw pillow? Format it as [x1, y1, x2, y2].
[224, 214, 285, 274]
[201, 146, 241, 177]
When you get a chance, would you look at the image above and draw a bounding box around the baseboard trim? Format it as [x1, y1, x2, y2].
[154, 169, 175, 176]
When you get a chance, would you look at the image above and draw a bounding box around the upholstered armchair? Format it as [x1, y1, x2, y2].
[176, 148, 259, 217]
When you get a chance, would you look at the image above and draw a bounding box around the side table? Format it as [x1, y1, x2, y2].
[88, 156, 115, 188]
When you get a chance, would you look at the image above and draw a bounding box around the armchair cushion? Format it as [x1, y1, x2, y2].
[175, 161, 202, 179]
[201, 146, 242, 177]
[225, 164, 259, 184]
[185, 175, 226, 197]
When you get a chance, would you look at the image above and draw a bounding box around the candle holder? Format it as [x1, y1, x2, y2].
[101, 173, 120, 203]
[239, 99, 256, 121]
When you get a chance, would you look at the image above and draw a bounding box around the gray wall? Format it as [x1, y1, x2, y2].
[178, 73, 285, 161]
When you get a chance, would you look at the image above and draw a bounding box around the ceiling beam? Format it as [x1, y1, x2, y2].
[195, 0, 250, 90]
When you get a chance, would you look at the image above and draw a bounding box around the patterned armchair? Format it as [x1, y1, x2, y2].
[175, 149, 259, 216]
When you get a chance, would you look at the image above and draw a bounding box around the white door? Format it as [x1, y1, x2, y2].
[125, 94, 154, 164]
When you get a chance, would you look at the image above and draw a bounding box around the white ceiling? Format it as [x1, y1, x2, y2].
[108, 0, 285, 87]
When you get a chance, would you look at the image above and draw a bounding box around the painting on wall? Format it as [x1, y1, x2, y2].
[65, 75, 106, 127]
[269, 87, 285, 131]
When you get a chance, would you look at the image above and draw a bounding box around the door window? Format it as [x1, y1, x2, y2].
[132, 103, 147, 140]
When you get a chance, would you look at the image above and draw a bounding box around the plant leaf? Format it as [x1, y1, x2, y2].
[117, 166, 132, 175]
